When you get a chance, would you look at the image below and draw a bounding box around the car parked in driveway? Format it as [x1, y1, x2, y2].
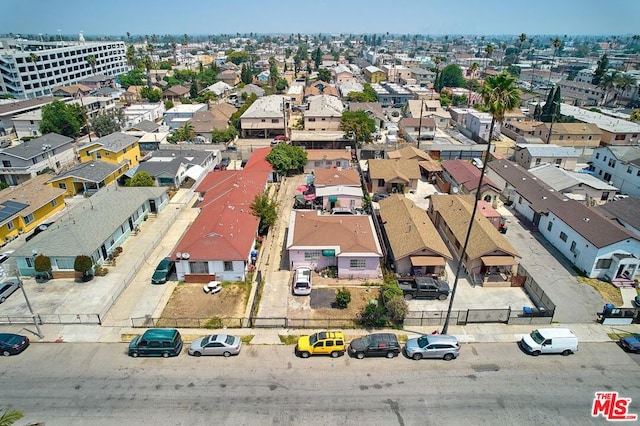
[292, 266, 312, 296]
[348, 333, 401, 359]
[151, 258, 175, 284]
[404, 334, 460, 361]
[0, 278, 20, 303]
[0, 333, 29, 356]
[188, 334, 242, 357]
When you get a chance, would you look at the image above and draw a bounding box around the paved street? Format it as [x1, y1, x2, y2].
[2, 342, 639, 425]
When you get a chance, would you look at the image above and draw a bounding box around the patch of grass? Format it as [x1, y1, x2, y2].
[607, 332, 636, 341]
[279, 335, 299, 345]
[204, 317, 222, 329]
[240, 335, 254, 344]
[121, 333, 138, 342]
[577, 277, 623, 306]
[396, 334, 408, 343]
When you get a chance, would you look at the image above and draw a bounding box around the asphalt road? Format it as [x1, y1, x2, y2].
[2, 342, 639, 425]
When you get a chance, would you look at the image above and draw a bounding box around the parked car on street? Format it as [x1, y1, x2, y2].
[188, 334, 242, 357]
[0, 333, 29, 356]
[128, 329, 183, 358]
[151, 258, 175, 284]
[348, 333, 401, 359]
[519, 328, 578, 356]
[619, 334, 640, 353]
[296, 331, 346, 358]
[0, 278, 20, 303]
[404, 334, 460, 361]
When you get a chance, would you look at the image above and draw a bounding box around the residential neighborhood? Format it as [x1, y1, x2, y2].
[1, 6, 640, 423]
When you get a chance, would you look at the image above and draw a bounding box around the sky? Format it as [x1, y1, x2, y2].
[2, 0, 639, 37]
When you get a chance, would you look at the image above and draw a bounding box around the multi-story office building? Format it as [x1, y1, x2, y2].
[0, 37, 128, 99]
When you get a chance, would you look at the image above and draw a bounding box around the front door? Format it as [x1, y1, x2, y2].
[149, 199, 157, 213]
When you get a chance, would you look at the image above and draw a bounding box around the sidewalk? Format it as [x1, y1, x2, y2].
[7, 321, 639, 345]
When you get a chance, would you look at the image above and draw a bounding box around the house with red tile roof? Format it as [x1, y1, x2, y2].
[172, 169, 269, 282]
[441, 159, 501, 204]
[286, 210, 383, 279]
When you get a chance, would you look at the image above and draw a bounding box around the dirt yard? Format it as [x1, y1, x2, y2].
[288, 286, 381, 322]
[158, 282, 249, 327]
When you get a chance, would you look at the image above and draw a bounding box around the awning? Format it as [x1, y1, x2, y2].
[481, 256, 518, 266]
[296, 185, 309, 192]
[410, 256, 446, 267]
[185, 165, 204, 180]
[328, 196, 338, 202]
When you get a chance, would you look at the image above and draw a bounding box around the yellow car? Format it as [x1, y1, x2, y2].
[296, 331, 346, 358]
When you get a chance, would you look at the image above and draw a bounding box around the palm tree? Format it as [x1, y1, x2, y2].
[170, 41, 178, 65]
[29, 52, 45, 97]
[0, 409, 23, 426]
[615, 73, 636, 105]
[86, 54, 96, 75]
[467, 62, 480, 107]
[600, 71, 620, 106]
[518, 33, 527, 54]
[484, 44, 494, 71]
[180, 122, 195, 141]
[442, 71, 520, 335]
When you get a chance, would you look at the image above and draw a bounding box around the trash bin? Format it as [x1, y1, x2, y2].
[523, 306, 534, 316]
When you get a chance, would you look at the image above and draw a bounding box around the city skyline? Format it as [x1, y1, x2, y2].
[2, 0, 639, 38]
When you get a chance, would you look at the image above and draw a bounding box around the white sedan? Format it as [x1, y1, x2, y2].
[188, 334, 242, 357]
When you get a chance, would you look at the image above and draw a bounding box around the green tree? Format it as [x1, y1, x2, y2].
[275, 78, 288, 92]
[74, 254, 94, 280]
[312, 47, 322, 70]
[0, 409, 24, 426]
[86, 54, 97, 75]
[340, 111, 376, 145]
[226, 51, 250, 65]
[164, 100, 174, 110]
[140, 86, 162, 102]
[335, 287, 351, 309]
[480, 71, 521, 141]
[127, 171, 155, 187]
[346, 83, 378, 102]
[241, 64, 253, 84]
[250, 193, 279, 235]
[438, 64, 465, 88]
[317, 68, 332, 82]
[118, 69, 145, 89]
[40, 100, 84, 138]
[210, 126, 238, 143]
[385, 296, 408, 323]
[630, 109, 640, 121]
[90, 110, 123, 137]
[592, 54, 609, 86]
[265, 143, 307, 176]
[230, 93, 258, 130]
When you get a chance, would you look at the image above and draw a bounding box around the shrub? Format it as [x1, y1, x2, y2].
[74, 255, 93, 274]
[358, 303, 387, 328]
[386, 297, 409, 323]
[382, 282, 403, 302]
[34, 254, 52, 273]
[335, 287, 352, 309]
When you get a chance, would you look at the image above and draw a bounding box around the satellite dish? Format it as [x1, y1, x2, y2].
[175, 252, 182, 260]
[452, 187, 459, 194]
[181, 252, 190, 259]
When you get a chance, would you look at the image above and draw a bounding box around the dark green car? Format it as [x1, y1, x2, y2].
[151, 258, 175, 284]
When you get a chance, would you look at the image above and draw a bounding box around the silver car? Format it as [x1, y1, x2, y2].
[0, 278, 20, 303]
[188, 334, 242, 357]
[404, 334, 460, 361]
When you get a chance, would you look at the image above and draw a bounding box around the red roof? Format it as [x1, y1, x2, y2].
[176, 169, 269, 261]
[442, 159, 500, 192]
[244, 147, 273, 171]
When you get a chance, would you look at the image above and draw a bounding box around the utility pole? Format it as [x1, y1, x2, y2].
[546, 101, 558, 144]
[17, 267, 43, 338]
[417, 100, 424, 150]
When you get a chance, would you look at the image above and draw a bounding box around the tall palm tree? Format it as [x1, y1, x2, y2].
[86, 54, 96, 75]
[518, 33, 527, 54]
[484, 44, 494, 71]
[29, 52, 45, 97]
[600, 71, 620, 106]
[615, 73, 636, 104]
[170, 41, 178, 65]
[0, 408, 24, 426]
[467, 62, 480, 107]
[442, 71, 521, 334]
[144, 44, 155, 89]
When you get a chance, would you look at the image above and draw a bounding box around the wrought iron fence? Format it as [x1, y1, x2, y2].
[0, 313, 101, 325]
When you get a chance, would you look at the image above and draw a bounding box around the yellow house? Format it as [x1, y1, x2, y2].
[0, 173, 66, 244]
[77, 132, 141, 167]
[47, 161, 128, 197]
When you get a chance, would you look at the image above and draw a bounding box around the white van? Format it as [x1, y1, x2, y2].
[520, 328, 578, 356]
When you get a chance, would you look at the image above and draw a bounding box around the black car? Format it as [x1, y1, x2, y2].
[25, 222, 54, 242]
[348, 333, 401, 359]
[0, 333, 29, 356]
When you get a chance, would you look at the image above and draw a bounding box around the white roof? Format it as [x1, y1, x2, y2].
[315, 186, 363, 197]
[241, 95, 286, 119]
[558, 103, 640, 133]
[306, 95, 344, 117]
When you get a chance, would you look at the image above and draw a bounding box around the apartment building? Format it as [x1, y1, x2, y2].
[0, 37, 128, 99]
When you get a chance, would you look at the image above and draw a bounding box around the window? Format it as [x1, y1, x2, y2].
[555, 159, 562, 165]
[627, 167, 632, 174]
[271, 119, 279, 123]
[7, 222, 14, 230]
[189, 261, 209, 274]
[58, 183, 67, 190]
[223, 261, 233, 271]
[325, 340, 334, 347]
[601, 192, 609, 201]
[608, 159, 616, 167]
[535, 158, 541, 166]
[304, 251, 321, 261]
[603, 172, 611, 182]
[595, 258, 612, 269]
[615, 134, 625, 140]
[55, 258, 74, 270]
[350, 259, 366, 269]
[570, 241, 577, 252]
[377, 179, 385, 186]
[559, 232, 567, 242]
[603, 156, 607, 162]
[24, 213, 34, 225]
[547, 222, 553, 231]
[308, 118, 316, 122]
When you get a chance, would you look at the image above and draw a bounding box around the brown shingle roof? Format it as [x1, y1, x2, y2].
[379, 195, 452, 260]
[314, 168, 361, 186]
[306, 149, 352, 161]
[430, 195, 520, 260]
[368, 159, 421, 182]
[0, 173, 65, 219]
[288, 210, 382, 256]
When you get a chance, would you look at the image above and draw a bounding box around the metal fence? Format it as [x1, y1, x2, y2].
[0, 313, 101, 325]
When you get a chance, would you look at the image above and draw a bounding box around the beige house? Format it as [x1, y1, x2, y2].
[404, 99, 451, 128]
[428, 195, 520, 287]
[379, 195, 452, 276]
[514, 144, 580, 170]
[533, 122, 602, 147]
[304, 149, 353, 173]
[240, 95, 287, 138]
[304, 95, 344, 132]
[367, 159, 421, 194]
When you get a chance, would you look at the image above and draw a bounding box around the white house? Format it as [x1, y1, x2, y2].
[588, 146, 640, 197]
